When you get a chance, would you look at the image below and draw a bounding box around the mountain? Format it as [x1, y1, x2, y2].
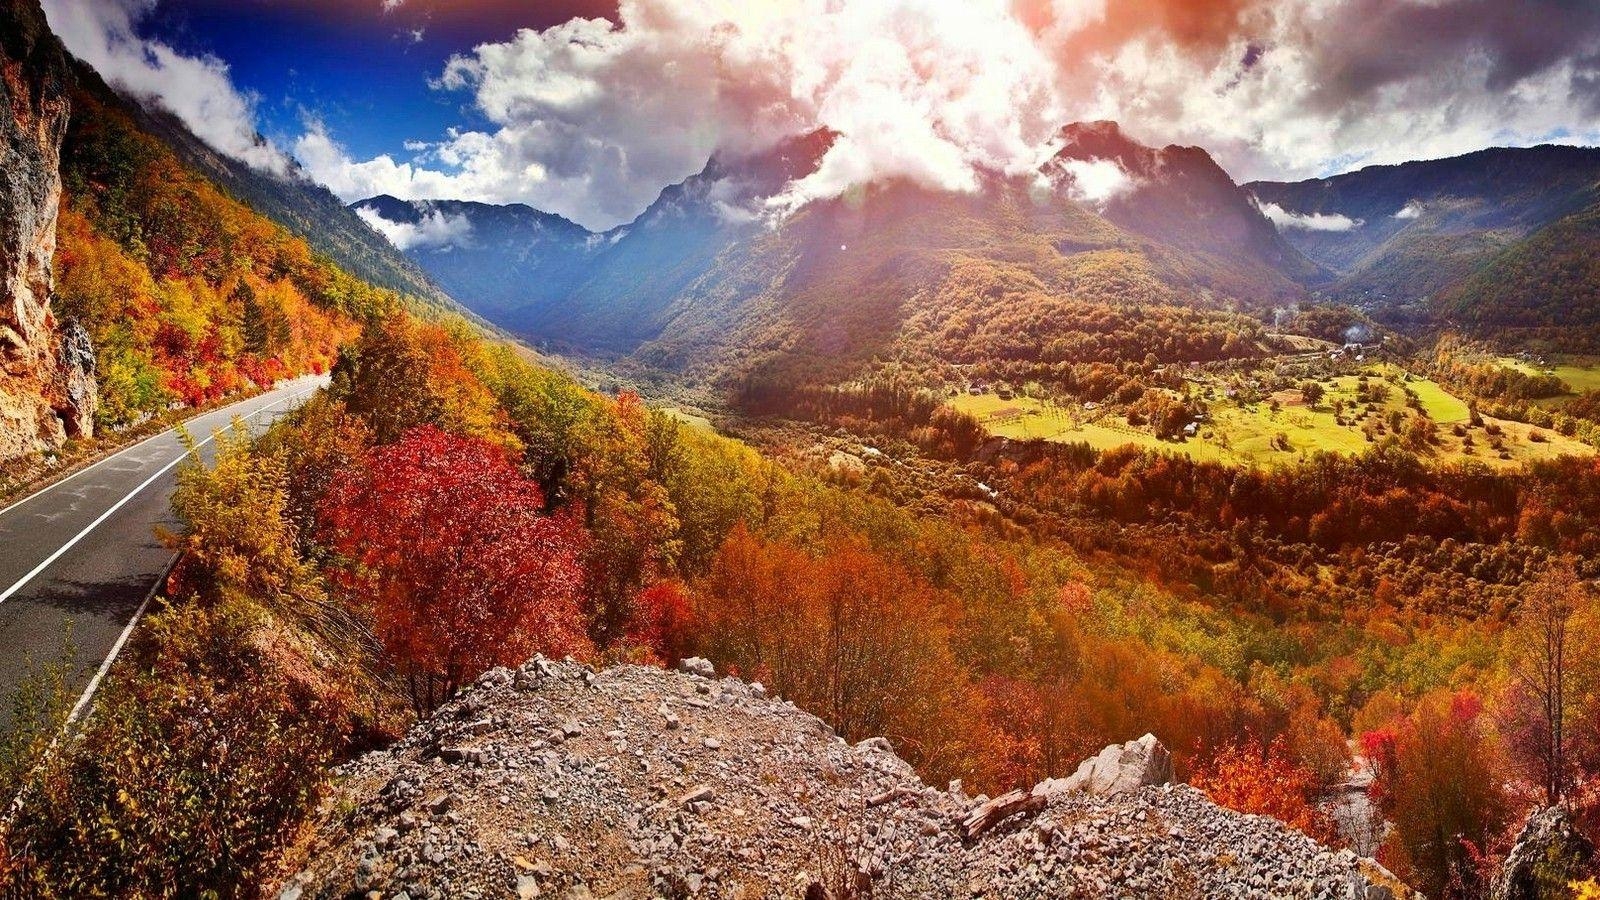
[92, 68, 465, 318]
[361, 123, 1312, 393]
[349, 195, 593, 323]
[354, 129, 836, 352]
[1248, 145, 1600, 331]
[1048, 121, 1325, 288]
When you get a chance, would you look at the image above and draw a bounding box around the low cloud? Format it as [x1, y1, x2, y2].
[1393, 201, 1424, 220]
[1054, 157, 1138, 206]
[1257, 201, 1362, 232]
[309, 0, 1063, 230]
[41, 0, 291, 175]
[355, 205, 474, 250]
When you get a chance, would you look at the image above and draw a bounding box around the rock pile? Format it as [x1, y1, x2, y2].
[279, 656, 1416, 899]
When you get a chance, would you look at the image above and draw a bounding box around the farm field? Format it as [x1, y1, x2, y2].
[1498, 355, 1600, 394]
[951, 367, 1593, 469]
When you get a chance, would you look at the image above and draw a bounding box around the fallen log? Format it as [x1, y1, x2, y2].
[962, 789, 1046, 840]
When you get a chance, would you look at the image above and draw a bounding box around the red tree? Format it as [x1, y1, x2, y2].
[1190, 735, 1337, 843]
[317, 426, 590, 711]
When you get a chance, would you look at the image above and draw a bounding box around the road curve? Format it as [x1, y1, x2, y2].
[0, 375, 328, 732]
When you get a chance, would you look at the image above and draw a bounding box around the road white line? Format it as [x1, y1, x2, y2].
[0, 383, 320, 607]
[64, 553, 178, 726]
[0, 376, 321, 521]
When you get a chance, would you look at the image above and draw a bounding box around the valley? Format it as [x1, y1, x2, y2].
[4, 0, 1600, 898]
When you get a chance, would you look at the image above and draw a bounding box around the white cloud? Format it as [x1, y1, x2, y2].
[41, 0, 290, 175]
[60, 0, 1597, 232]
[1256, 201, 1362, 232]
[304, 0, 1064, 230]
[1043, 1, 1600, 184]
[354, 205, 474, 251]
[1393, 202, 1424, 220]
[1054, 157, 1136, 206]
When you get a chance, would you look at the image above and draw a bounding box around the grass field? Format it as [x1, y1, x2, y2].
[951, 368, 1592, 469]
[661, 406, 715, 432]
[1498, 356, 1600, 394]
[1407, 378, 1472, 423]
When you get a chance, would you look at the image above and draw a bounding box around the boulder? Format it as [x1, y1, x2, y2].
[1491, 806, 1595, 900]
[1037, 733, 1173, 798]
[676, 657, 715, 678]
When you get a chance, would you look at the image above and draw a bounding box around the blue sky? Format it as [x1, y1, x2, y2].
[44, 0, 1600, 232]
[139, 0, 615, 163]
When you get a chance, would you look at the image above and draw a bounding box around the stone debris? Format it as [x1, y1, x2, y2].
[279, 656, 1417, 899]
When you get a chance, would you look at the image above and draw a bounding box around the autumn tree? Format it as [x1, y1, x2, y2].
[317, 426, 589, 712]
[165, 423, 322, 612]
[1190, 736, 1336, 843]
[1373, 690, 1509, 899]
[1500, 561, 1599, 804]
[692, 525, 981, 782]
[329, 314, 511, 449]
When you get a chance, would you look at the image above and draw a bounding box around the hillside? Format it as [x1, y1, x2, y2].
[1248, 145, 1600, 326]
[280, 656, 1416, 899]
[97, 68, 465, 318]
[362, 124, 1310, 398]
[1434, 201, 1600, 346]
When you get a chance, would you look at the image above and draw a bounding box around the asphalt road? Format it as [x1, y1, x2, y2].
[0, 375, 328, 732]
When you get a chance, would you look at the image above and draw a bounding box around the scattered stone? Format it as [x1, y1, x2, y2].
[277, 659, 1417, 900]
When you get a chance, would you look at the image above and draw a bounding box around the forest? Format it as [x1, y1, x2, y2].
[50, 83, 398, 428]
[5, 292, 1600, 898]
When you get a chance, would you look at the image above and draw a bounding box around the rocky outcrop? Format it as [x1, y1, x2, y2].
[0, 0, 95, 463]
[1491, 806, 1596, 900]
[280, 656, 1416, 899]
[1035, 732, 1174, 798]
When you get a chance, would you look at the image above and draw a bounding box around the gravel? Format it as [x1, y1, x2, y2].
[277, 656, 1417, 899]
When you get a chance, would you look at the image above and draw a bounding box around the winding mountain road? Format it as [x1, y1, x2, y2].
[0, 376, 328, 732]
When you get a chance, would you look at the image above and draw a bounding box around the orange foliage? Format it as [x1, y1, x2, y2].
[1191, 736, 1337, 843]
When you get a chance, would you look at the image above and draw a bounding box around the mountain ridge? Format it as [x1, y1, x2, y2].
[353, 122, 1315, 391]
[1247, 143, 1600, 323]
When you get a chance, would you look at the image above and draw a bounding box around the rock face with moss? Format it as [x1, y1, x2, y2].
[0, 0, 95, 463]
[280, 656, 1417, 899]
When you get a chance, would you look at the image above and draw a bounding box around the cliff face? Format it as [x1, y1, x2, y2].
[0, 0, 95, 463]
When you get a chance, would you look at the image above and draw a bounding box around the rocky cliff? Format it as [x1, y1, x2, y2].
[0, 0, 95, 464]
[280, 656, 1417, 899]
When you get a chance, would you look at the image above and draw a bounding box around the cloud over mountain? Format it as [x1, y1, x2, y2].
[41, 0, 291, 175]
[354, 205, 474, 251]
[49, 0, 1600, 231]
[1256, 201, 1362, 233]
